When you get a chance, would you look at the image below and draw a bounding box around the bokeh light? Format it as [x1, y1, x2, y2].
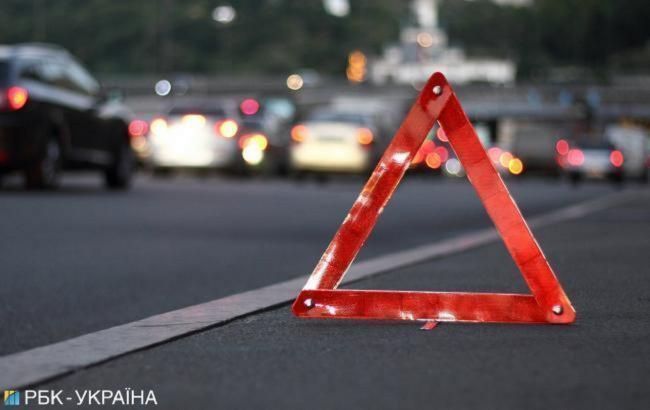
[286, 74, 304, 90]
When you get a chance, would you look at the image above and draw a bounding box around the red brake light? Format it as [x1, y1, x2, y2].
[356, 128, 374, 145]
[610, 150, 624, 167]
[434, 146, 449, 162]
[425, 153, 442, 169]
[567, 149, 584, 166]
[436, 127, 448, 142]
[291, 125, 309, 142]
[420, 140, 435, 153]
[556, 139, 569, 155]
[413, 140, 436, 164]
[487, 147, 502, 163]
[216, 119, 238, 138]
[128, 119, 149, 137]
[240, 98, 260, 116]
[7, 86, 28, 110]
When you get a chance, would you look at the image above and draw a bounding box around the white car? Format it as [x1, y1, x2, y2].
[557, 140, 624, 184]
[147, 101, 242, 172]
[289, 111, 385, 174]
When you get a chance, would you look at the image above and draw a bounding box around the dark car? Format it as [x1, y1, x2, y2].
[0, 43, 134, 189]
[145, 99, 244, 174]
[237, 96, 295, 175]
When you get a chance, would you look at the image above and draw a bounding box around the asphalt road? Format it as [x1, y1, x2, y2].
[43, 190, 650, 410]
[0, 174, 623, 355]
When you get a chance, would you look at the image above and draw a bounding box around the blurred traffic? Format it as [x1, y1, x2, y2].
[1, 0, 649, 190]
[0, 43, 134, 189]
[2, 40, 650, 190]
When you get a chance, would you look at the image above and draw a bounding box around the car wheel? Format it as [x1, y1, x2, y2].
[610, 173, 624, 187]
[568, 173, 581, 187]
[104, 141, 134, 190]
[24, 137, 62, 190]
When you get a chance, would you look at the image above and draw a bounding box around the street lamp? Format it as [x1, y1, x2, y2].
[323, 0, 349, 17]
[212, 5, 237, 74]
[212, 5, 236, 24]
[154, 79, 172, 96]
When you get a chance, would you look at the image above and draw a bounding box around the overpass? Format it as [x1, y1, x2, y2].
[104, 74, 650, 124]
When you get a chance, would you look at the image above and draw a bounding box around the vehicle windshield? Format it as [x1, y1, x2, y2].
[308, 111, 370, 125]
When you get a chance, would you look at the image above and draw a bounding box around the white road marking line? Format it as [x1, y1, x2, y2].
[0, 189, 644, 390]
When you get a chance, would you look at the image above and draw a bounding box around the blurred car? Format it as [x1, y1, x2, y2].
[289, 110, 388, 174]
[486, 145, 525, 177]
[236, 97, 295, 175]
[410, 126, 524, 178]
[604, 124, 649, 181]
[556, 139, 624, 184]
[0, 43, 134, 189]
[146, 100, 244, 174]
[127, 115, 153, 164]
[410, 135, 449, 174]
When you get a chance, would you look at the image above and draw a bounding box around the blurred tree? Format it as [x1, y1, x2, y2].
[439, 0, 650, 80]
[0, 0, 403, 76]
[0, 0, 648, 80]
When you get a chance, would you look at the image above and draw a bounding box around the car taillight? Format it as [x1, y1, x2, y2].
[239, 133, 268, 151]
[487, 147, 502, 163]
[425, 153, 442, 169]
[508, 158, 524, 175]
[413, 140, 435, 165]
[291, 125, 309, 143]
[434, 146, 448, 162]
[6, 86, 28, 110]
[556, 139, 569, 155]
[610, 150, 624, 167]
[128, 119, 149, 137]
[499, 151, 513, 168]
[436, 126, 448, 142]
[150, 117, 168, 135]
[567, 149, 584, 166]
[240, 98, 260, 116]
[356, 128, 374, 145]
[216, 119, 238, 138]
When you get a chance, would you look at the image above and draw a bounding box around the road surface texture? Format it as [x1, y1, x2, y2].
[0, 174, 616, 354]
[1, 173, 648, 408]
[44, 189, 650, 409]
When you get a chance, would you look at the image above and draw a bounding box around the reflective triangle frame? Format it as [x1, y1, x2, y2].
[292, 72, 576, 325]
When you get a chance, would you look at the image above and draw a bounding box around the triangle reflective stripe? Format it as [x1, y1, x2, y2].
[292, 72, 575, 325]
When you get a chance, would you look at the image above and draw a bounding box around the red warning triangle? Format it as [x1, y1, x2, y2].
[292, 72, 575, 325]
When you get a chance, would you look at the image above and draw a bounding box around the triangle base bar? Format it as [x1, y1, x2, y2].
[295, 290, 570, 324]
